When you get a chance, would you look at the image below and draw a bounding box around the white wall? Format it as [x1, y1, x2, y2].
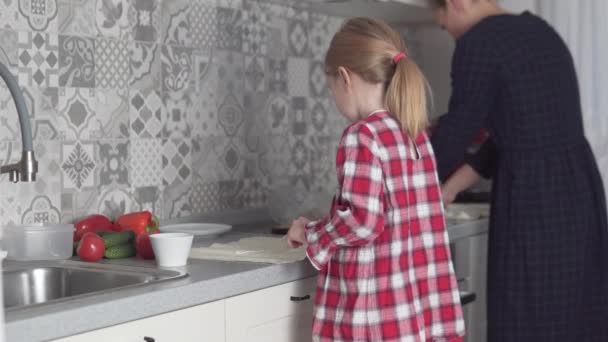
[413, 26, 455, 118]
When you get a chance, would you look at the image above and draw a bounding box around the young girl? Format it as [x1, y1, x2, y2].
[287, 17, 465, 342]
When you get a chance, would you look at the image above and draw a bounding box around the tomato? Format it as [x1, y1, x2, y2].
[77, 232, 106, 262]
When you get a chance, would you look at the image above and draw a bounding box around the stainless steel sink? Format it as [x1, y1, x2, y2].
[3, 260, 187, 310]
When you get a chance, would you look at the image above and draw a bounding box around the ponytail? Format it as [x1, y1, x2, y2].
[386, 57, 429, 138]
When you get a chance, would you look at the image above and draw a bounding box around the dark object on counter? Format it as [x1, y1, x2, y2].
[454, 191, 491, 203]
[270, 225, 289, 235]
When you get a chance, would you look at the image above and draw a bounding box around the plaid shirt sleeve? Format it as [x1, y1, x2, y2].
[305, 123, 385, 270]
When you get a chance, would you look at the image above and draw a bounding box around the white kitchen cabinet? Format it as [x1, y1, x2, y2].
[225, 277, 317, 342]
[52, 300, 225, 342]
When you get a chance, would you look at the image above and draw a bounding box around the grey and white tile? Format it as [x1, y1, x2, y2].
[258, 134, 290, 179]
[61, 140, 97, 191]
[218, 179, 244, 210]
[309, 12, 342, 59]
[163, 181, 192, 219]
[21, 195, 61, 224]
[161, 0, 191, 46]
[129, 41, 160, 90]
[190, 181, 220, 214]
[217, 93, 244, 137]
[94, 88, 129, 139]
[244, 54, 266, 92]
[130, 89, 163, 138]
[129, 0, 160, 42]
[216, 7, 242, 51]
[98, 139, 129, 187]
[310, 97, 330, 134]
[133, 185, 163, 218]
[95, 0, 131, 39]
[18, 32, 59, 87]
[191, 136, 228, 182]
[59, 0, 98, 37]
[287, 19, 308, 57]
[96, 38, 129, 89]
[23, 86, 60, 140]
[0, 84, 21, 141]
[287, 57, 309, 97]
[58, 35, 95, 87]
[0, 1, 21, 31]
[309, 60, 328, 97]
[266, 12, 288, 60]
[189, 1, 217, 49]
[268, 58, 287, 93]
[162, 90, 191, 139]
[190, 48, 214, 93]
[130, 138, 162, 187]
[290, 96, 308, 136]
[215, 50, 244, 98]
[162, 138, 192, 186]
[0, 29, 19, 71]
[190, 64, 219, 138]
[56, 87, 96, 140]
[96, 186, 134, 220]
[18, 0, 59, 32]
[242, 0, 269, 55]
[161, 45, 192, 93]
[262, 93, 290, 135]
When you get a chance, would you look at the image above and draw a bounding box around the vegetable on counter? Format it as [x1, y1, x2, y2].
[105, 244, 136, 259]
[74, 214, 115, 241]
[114, 211, 159, 236]
[77, 232, 105, 262]
[101, 230, 135, 249]
[135, 227, 159, 259]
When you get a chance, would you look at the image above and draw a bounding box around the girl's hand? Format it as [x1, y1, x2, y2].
[286, 216, 310, 248]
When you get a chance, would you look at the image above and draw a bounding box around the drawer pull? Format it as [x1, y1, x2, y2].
[143, 337, 155, 342]
[290, 295, 311, 302]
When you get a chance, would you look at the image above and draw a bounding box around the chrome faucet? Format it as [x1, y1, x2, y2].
[0, 62, 38, 183]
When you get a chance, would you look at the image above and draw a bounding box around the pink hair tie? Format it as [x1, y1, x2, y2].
[393, 52, 407, 64]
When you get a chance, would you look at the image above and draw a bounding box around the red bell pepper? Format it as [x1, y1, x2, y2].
[74, 214, 115, 241]
[114, 211, 159, 236]
[135, 228, 160, 259]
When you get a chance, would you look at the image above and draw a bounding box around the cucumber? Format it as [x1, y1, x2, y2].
[101, 230, 135, 248]
[104, 244, 136, 259]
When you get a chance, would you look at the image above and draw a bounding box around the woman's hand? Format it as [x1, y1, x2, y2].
[441, 184, 457, 207]
[287, 216, 310, 248]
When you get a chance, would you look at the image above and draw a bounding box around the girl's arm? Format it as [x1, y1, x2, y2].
[305, 124, 385, 270]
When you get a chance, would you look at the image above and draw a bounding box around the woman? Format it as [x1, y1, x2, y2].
[428, 0, 608, 341]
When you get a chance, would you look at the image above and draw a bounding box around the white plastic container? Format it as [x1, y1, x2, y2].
[2, 223, 74, 261]
[150, 233, 194, 267]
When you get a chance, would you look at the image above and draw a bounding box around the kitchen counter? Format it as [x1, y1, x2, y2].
[4, 217, 488, 342]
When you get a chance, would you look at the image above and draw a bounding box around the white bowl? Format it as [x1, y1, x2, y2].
[150, 233, 194, 267]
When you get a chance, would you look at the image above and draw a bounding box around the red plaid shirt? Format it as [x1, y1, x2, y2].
[306, 112, 465, 342]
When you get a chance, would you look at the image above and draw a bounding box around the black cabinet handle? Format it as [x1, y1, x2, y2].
[143, 337, 155, 342]
[290, 295, 311, 302]
[459, 291, 476, 306]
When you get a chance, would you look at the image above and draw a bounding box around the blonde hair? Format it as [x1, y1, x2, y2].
[325, 17, 429, 137]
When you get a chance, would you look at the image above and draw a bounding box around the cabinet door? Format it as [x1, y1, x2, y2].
[225, 277, 317, 342]
[52, 300, 225, 342]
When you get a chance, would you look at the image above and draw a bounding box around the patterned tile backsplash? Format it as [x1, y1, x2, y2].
[0, 0, 351, 225]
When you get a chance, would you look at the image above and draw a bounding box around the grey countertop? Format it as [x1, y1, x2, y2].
[4, 217, 488, 342]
